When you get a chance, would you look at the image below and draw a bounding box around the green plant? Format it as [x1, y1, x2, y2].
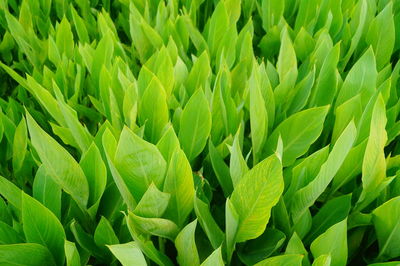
[0, 0, 400, 265]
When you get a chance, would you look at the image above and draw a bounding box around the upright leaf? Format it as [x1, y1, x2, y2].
[163, 149, 195, 226]
[230, 154, 284, 242]
[357, 95, 388, 209]
[336, 48, 377, 108]
[366, 3, 395, 70]
[310, 219, 348, 266]
[12, 117, 27, 172]
[22, 192, 66, 265]
[372, 196, 400, 260]
[201, 247, 224, 266]
[139, 78, 169, 143]
[175, 220, 200, 266]
[80, 143, 107, 215]
[179, 88, 211, 162]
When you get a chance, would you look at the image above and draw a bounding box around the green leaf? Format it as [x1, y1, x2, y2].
[56, 16, 74, 58]
[372, 196, 400, 260]
[0, 221, 24, 244]
[126, 215, 174, 266]
[332, 95, 363, 143]
[102, 129, 137, 211]
[336, 48, 377, 108]
[134, 183, 170, 218]
[274, 28, 298, 112]
[12, 117, 27, 172]
[163, 148, 195, 227]
[70, 5, 90, 43]
[225, 198, 239, 264]
[331, 139, 367, 193]
[261, 0, 285, 30]
[146, 47, 175, 97]
[94, 216, 119, 248]
[156, 124, 180, 163]
[54, 85, 93, 153]
[91, 32, 114, 89]
[0, 63, 66, 127]
[107, 242, 147, 266]
[200, 247, 224, 266]
[194, 195, 224, 249]
[366, 2, 395, 70]
[286, 232, 310, 266]
[32, 165, 62, 219]
[185, 52, 211, 96]
[310, 219, 348, 266]
[207, 1, 229, 57]
[294, 0, 319, 32]
[368, 262, 400, 266]
[277, 28, 298, 84]
[229, 129, 248, 186]
[209, 140, 234, 196]
[114, 126, 167, 202]
[309, 44, 340, 107]
[0, 175, 22, 210]
[249, 62, 268, 164]
[80, 143, 107, 215]
[312, 255, 331, 266]
[175, 220, 200, 266]
[304, 194, 352, 245]
[238, 228, 286, 265]
[0, 243, 56, 266]
[22, 192, 66, 265]
[179, 88, 211, 162]
[264, 106, 329, 167]
[64, 240, 81, 266]
[128, 212, 179, 241]
[285, 146, 330, 203]
[70, 220, 107, 261]
[230, 154, 284, 242]
[255, 254, 304, 266]
[139, 77, 169, 143]
[290, 121, 356, 221]
[357, 95, 389, 210]
[294, 28, 316, 61]
[26, 112, 89, 208]
[340, 0, 368, 68]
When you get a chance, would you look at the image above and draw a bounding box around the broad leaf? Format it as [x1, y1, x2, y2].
[230, 154, 284, 242]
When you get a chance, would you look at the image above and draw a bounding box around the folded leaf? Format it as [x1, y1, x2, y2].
[179, 88, 211, 162]
[26, 112, 89, 208]
[163, 149, 195, 227]
[310, 219, 347, 266]
[175, 220, 200, 266]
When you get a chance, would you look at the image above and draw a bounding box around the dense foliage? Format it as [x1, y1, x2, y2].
[0, 0, 400, 265]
